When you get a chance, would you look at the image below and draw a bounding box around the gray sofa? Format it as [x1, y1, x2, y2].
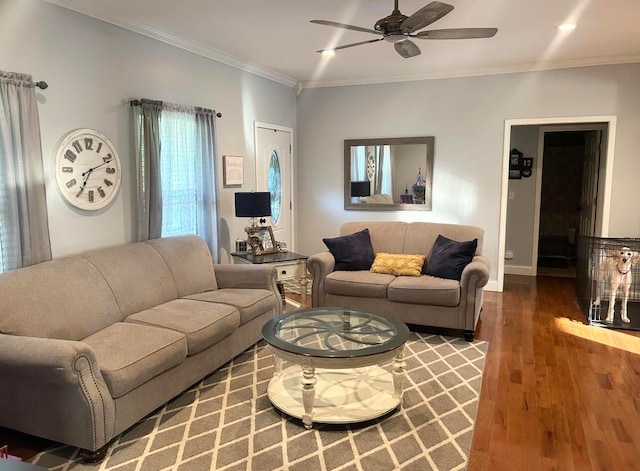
[307, 221, 490, 341]
[0, 235, 281, 459]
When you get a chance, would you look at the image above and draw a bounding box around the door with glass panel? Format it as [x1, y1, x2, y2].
[254, 122, 294, 250]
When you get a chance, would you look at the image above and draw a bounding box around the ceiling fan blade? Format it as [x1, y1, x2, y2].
[394, 39, 421, 58]
[316, 37, 384, 53]
[400, 1, 454, 33]
[310, 19, 382, 36]
[416, 28, 498, 39]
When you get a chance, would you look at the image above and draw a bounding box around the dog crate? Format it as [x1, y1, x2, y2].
[576, 235, 640, 331]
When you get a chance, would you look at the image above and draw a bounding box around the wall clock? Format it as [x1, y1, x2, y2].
[366, 152, 375, 181]
[54, 128, 122, 210]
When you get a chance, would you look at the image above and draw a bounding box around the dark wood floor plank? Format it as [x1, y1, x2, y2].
[472, 275, 640, 471]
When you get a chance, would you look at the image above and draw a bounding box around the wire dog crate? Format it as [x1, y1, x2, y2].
[576, 236, 640, 331]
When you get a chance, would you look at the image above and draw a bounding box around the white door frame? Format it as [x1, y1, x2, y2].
[254, 121, 295, 250]
[498, 115, 617, 291]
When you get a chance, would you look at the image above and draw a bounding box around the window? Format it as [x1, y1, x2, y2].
[159, 109, 200, 237]
[133, 99, 218, 257]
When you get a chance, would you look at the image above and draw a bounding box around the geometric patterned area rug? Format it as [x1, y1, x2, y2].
[29, 333, 488, 471]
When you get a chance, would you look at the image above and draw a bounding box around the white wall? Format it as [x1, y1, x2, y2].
[505, 126, 539, 273]
[1, 0, 296, 262]
[296, 63, 640, 287]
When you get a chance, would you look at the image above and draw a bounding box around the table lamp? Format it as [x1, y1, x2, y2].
[235, 191, 271, 228]
[235, 192, 273, 255]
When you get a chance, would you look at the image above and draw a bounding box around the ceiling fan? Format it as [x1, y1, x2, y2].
[311, 0, 498, 58]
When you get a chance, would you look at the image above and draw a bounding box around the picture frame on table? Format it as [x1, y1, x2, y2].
[247, 226, 277, 255]
[223, 155, 244, 186]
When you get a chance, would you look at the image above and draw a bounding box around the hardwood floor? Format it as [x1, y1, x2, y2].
[3, 275, 640, 469]
[470, 275, 640, 471]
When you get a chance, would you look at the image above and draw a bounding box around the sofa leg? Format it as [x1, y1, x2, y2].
[79, 444, 108, 463]
[463, 330, 475, 342]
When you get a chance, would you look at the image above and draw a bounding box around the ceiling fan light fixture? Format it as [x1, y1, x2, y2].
[384, 34, 409, 43]
[557, 23, 577, 31]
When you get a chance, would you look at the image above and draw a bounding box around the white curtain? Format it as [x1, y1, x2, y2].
[0, 71, 51, 272]
[132, 99, 218, 260]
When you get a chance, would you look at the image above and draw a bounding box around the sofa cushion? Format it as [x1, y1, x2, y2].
[83, 322, 187, 398]
[125, 299, 239, 355]
[424, 234, 478, 280]
[184, 289, 274, 325]
[0, 257, 122, 341]
[325, 271, 394, 298]
[145, 235, 218, 297]
[370, 253, 425, 277]
[85, 242, 178, 318]
[323, 228, 375, 271]
[388, 275, 460, 307]
[341, 222, 408, 254]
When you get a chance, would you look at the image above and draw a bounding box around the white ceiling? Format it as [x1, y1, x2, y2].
[45, 0, 640, 89]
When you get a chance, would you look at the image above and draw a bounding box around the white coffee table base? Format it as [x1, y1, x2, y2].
[267, 364, 402, 426]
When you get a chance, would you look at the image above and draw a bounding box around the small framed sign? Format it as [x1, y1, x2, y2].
[223, 155, 244, 186]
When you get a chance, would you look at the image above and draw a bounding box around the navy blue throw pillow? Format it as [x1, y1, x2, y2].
[425, 234, 478, 280]
[323, 228, 375, 271]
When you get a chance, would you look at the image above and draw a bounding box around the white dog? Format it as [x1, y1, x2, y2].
[593, 246, 639, 323]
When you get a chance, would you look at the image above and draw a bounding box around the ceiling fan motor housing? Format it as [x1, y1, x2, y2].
[374, 11, 409, 36]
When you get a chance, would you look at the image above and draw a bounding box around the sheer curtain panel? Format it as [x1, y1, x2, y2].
[132, 99, 218, 260]
[0, 71, 51, 272]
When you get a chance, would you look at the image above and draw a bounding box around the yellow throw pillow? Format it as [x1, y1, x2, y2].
[370, 253, 426, 277]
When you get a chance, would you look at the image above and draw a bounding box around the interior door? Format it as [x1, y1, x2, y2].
[255, 123, 293, 249]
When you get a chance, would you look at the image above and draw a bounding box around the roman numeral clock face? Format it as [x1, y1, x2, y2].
[54, 129, 122, 211]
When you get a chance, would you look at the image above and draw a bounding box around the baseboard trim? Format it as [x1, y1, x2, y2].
[485, 280, 499, 292]
[504, 265, 535, 276]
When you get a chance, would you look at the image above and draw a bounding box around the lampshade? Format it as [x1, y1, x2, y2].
[350, 181, 371, 197]
[235, 192, 272, 217]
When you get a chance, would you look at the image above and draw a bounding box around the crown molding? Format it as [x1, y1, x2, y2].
[44, 0, 299, 89]
[300, 54, 640, 89]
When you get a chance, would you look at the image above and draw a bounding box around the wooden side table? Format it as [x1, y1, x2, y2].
[231, 251, 309, 307]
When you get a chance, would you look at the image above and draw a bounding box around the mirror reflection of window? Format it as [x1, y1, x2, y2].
[376, 145, 392, 196]
[351, 146, 366, 181]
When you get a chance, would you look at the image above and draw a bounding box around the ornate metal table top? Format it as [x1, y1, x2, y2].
[262, 308, 410, 358]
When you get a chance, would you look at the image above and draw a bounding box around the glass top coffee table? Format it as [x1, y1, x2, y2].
[262, 308, 410, 429]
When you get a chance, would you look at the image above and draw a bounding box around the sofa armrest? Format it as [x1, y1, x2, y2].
[460, 255, 490, 289]
[0, 334, 115, 451]
[458, 255, 491, 333]
[307, 252, 336, 307]
[214, 263, 278, 291]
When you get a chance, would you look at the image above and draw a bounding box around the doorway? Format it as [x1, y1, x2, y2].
[536, 129, 601, 277]
[497, 116, 617, 292]
[254, 122, 295, 250]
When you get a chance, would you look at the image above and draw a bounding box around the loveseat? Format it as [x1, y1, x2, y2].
[307, 221, 490, 341]
[0, 235, 281, 459]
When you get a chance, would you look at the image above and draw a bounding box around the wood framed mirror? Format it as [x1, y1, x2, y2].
[344, 136, 434, 211]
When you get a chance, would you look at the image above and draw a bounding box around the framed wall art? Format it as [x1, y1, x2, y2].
[223, 155, 244, 186]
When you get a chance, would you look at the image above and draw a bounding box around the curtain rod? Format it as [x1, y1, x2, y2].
[130, 99, 222, 118]
[35, 80, 48, 89]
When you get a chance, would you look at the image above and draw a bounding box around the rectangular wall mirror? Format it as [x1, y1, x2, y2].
[344, 136, 434, 211]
